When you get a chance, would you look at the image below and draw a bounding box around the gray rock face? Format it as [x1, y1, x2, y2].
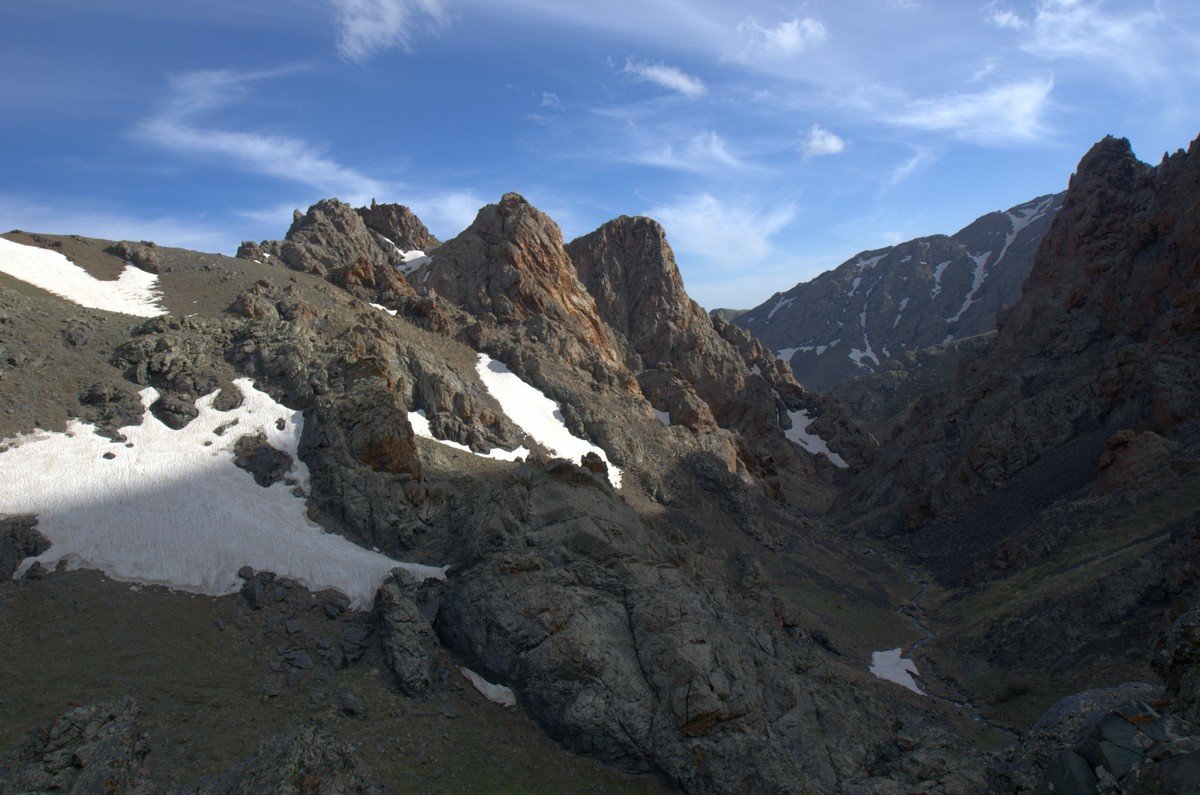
[0, 696, 157, 793]
[427, 460, 982, 793]
[376, 573, 440, 696]
[232, 432, 294, 487]
[0, 515, 49, 580]
[196, 725, 384, 794]
[737, 192, 1064, 391]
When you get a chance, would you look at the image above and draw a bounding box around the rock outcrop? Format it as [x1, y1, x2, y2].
[738, 192, 1064, 391]
[0, 697, 156, 793]
[356, 200, 439, 253]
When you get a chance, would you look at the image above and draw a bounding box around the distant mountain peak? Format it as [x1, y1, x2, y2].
[736, 191, 1065, 391]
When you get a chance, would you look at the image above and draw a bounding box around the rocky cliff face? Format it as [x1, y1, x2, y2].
[738, 192, 1064, 391]
[565, 216, 873, 467]
[849, 135, 1200, 526]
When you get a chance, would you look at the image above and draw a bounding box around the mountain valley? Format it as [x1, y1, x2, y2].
[0, 131, 1198, 793]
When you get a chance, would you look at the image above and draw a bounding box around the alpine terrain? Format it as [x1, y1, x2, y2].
[0, 131, 1197, 795]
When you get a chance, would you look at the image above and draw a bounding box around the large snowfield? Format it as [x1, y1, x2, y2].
[475, 353, 622, 488]
[0, 236, 167, 317]
[0, 380, 444, 607]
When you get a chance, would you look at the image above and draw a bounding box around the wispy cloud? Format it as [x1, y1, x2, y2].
[135, 69, 387, 203]
[331, 0, 450, 63]
[990, 0, 1174, 83]
[736, 16, 827, 58]
[648, 193, 794, 268]
[799, 124, 845, 158]
[625, 131, 746, 173]
[623, 58, 707, 97]
[885, 148, 935, 188]
[541, 91, 563, 109]
[984, 2, 1028, 30]
[895, 78, 1054, 144]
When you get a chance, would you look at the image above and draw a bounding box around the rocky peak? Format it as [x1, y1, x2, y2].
[566, 215, 703, 360]
[356, 200, 439, 252]
[237, 198, 417, 307]
[414, 193, 623, 365]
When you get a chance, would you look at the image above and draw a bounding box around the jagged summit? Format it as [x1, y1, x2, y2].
[413, 192, 625, 366]
[357, 199, 440, 252]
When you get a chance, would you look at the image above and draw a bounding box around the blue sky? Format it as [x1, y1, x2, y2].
[2, 1, 1198, 309]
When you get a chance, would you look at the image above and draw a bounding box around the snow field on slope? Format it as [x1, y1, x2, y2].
[475, 354, 622, 488]
[0, 236, 167, 317]
[784, 408, 849, 469]
[408, 409, 529, 462]
[0, 380, 444, 607]
[869, 648, 925, 695]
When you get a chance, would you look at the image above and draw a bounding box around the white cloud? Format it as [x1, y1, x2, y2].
[895, 78, 1054, 144]
[331, 0, 450, 63]
[1020, 0, 1167, 82]
[623, 58, 707, 97]
[135, 69, 386, 203]
[541, 91, 563, 109]
[799, 124, 845, 158]
[737, 16, 827, 57]
[985, 3, 1028, 30]
[648, 193, 794, 268]
[626, 131, 746, 173]
[886, 149, 935, 188]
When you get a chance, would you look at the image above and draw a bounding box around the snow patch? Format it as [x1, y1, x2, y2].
[766, 295, 794, 322]
[855, 254, 886, 271]
[783, 407, 848, 468]
[0, 236, 167, 317]
[947, 251, 991, 324]
[370, 303, 397, 316]
[408, 409, 528, 462]
[930, 260, 951, 298]
[474, 354, 621, 488]
[847, 275, 863, 297]
[893, 297, 909, 328]
[460, 667, 517, 708]
[377, 234, 431, 273]
[0, 381, 443, 608]
[652, 409, 672, 427]
[776, 347, 799, 361]
[870, 648, 924, 695]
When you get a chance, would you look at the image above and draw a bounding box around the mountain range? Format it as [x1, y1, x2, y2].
[0, 132, 1197, 793]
